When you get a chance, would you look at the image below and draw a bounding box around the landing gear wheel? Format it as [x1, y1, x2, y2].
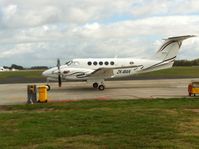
[98, 85, 105, 91]
[46, 84, 51, 91]
[93, 83, 99, 89]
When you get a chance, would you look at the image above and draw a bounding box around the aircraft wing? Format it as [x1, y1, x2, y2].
[87, 65, 144, 78]
[87, 68, 114, 78]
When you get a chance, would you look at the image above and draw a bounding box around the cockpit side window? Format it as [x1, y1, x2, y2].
[65, 61, 72, 66]
[65, 61, 80, 66]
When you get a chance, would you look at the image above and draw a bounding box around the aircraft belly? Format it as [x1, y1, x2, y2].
[47, 77, 58, 81]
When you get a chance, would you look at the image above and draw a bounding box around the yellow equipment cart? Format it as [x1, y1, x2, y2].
[38, 85, 48, 103]
[188, 81, 199, 96]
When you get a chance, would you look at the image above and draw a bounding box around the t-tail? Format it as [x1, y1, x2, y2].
[154, 35, 196, 61]
[143, 35, 196, 72]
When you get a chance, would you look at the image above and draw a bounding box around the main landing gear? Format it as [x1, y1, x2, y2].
[92, 82, 105, 91]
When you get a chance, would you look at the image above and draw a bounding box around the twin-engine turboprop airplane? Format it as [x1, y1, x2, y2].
[42, 35, 195, 90]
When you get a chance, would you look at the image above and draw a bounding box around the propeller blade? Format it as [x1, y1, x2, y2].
[57, 58, 62, 87]
[58, 73, 62, 87]
[57, 59, 60, 70]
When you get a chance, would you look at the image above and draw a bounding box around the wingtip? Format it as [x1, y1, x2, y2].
[191, 35, 197, 37]
[186, 35, 197, 38]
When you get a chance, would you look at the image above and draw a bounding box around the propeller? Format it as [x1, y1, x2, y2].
[57, 59, 62, 87]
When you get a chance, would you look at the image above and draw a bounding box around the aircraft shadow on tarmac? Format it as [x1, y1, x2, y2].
[50, 85, 172, 92]
[52, 87, 98, 92]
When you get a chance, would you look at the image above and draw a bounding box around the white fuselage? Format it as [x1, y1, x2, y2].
[42, 57, 173, 81]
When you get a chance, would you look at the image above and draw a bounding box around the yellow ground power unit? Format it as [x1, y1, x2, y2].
[188, 81, 199, 96]
[37, 85, 48, 103]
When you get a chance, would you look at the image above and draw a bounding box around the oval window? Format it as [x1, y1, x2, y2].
[130, 61, 134, 65]
[93, 61, 97, 65]
[110, 61, 114, 65]
[88, 61, 92, 65]
[105, 61, 109, 65]
[99, 61, 103, 65]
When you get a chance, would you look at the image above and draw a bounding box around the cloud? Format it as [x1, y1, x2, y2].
[0, 43, 33, 58]
[130, 0, 199, 16]
[1, 4, 62, 28]
[0, 0, 198, 67]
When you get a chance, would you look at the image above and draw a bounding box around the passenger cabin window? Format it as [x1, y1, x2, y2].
[110, 61, 114, 65]
[88, 61, 92, 65]
[105, 61, 109, 65]
[130, 61, 134, 65]
[99, 61, 103, 65]
[93, 61, 97, 65]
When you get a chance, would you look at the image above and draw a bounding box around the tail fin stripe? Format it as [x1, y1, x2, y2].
[158, 41, 176, 52]
[162, 56, 177, 62]
[178, 41, 182, 48]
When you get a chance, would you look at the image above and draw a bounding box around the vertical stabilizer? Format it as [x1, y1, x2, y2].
[153, 35, 195, 61]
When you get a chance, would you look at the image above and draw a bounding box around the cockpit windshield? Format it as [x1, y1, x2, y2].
[65, 60, 80, 66]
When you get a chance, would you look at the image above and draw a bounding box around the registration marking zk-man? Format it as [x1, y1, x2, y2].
[117, 69, 131, 74]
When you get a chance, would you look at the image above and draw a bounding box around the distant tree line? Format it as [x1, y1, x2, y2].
[174, 59, 199, 66]
[3, 64, 24, 70]
[3, 64, 48, 70]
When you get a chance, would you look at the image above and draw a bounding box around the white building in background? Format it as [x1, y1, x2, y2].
[11, 68, 18, 71]
[0, 67, 10, 71]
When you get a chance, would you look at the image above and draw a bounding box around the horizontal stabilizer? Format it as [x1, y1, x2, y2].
[165, 35, 196, 41]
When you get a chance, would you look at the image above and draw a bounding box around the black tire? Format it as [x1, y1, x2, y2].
[93, 83, 98, 88]
[46, 84, 51, 91]
[98, 85, 105, 91]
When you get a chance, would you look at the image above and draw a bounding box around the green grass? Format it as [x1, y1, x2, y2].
[0, 98, 199, 149]
[0, 70, 44, 79]
[135, 66, 199, 78]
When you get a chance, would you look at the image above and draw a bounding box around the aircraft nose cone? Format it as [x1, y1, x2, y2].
[42, 70, 50, 76]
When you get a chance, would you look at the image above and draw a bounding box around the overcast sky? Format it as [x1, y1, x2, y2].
[0, 0, 198, 67]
